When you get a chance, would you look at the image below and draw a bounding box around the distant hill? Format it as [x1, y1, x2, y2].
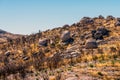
[0, 29, 23, 43]
[0, 29, 7, 34]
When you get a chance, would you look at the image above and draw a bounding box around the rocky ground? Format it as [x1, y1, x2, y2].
[0, 15, 120, 80]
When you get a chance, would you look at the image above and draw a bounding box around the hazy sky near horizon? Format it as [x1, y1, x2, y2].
[0, 0, 120, 34]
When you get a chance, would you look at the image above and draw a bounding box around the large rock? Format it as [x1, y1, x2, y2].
[39, 38, 48, 46]
[85, 39, 98, 49]
[61, 31, 71, 42]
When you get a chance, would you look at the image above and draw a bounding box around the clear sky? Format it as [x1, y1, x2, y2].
[0, 0, 120, 34]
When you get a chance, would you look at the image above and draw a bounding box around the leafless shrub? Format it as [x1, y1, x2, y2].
[32, 51, 45, 70]
[41, 73, 49, 80]
[47, 53, 61, 69]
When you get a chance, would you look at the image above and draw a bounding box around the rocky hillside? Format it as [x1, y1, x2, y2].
[0, 29, 23, 43]
[0, 15, 120, 80]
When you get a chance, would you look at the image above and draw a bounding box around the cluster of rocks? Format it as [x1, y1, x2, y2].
[106, 15, 115, 21]
[38, 16, 111, 50]
[85, 27, 110, 49]
[38, 27, 109, 50]
[91, 26, 109, 40]
[3, 50, 30, 64]
[80, 17, 94, 24]
[0, 51, 13, 64]
[39, 30, 74, 46]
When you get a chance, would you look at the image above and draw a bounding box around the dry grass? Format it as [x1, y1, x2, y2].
[0, 16, 120, 79]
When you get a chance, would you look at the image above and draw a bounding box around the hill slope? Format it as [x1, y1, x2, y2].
[0, 15, 120, 80]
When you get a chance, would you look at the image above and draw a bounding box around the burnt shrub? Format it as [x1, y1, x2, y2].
[32, 51, 45, 70]
[47, 53, 61, 69]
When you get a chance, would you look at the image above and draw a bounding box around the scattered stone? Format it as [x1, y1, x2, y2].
[5, 51, 10, 57]
[39, 38, 48, 46]
[23, 56, 30, 61]
[85, 39, 98, 49]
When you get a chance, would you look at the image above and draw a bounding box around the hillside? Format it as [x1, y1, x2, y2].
[0, 15, 120, 80]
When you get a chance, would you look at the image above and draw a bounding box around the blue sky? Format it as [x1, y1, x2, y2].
[0, 0, 120, 34]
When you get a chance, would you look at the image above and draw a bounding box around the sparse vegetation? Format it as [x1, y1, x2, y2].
[0, 15, 120, 79]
